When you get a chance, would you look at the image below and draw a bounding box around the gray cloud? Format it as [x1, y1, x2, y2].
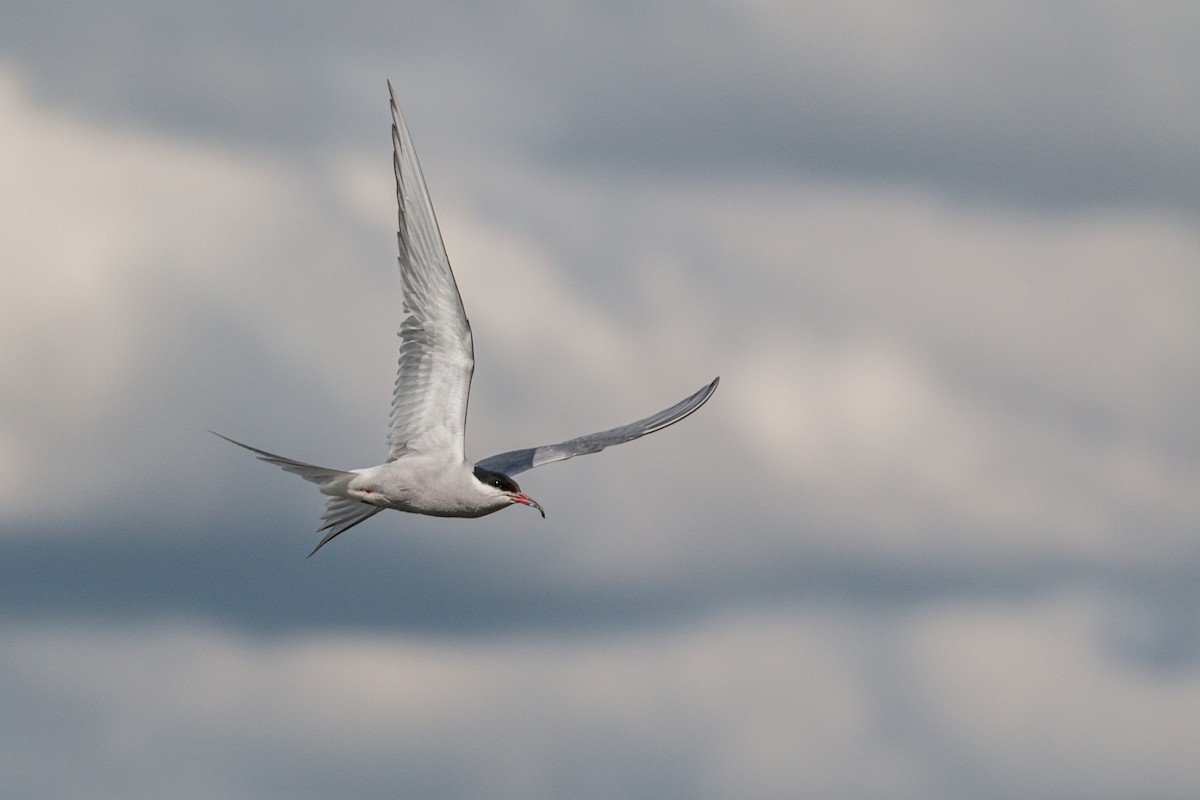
[5, 600, 1200, 800]
[5, 3, 1198, 209]
[7, 516, 1200, 678]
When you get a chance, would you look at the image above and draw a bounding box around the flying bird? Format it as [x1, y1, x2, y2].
[215, 82, 718, 556]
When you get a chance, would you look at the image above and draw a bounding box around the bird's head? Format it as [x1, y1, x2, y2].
[472, 466, 545, 518]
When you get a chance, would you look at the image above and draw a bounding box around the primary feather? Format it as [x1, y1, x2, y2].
[386, 81, 475, 462]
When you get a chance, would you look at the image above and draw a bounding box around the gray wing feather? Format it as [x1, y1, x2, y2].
[386, 81, 475, 462]
[475, 377, 719, 477]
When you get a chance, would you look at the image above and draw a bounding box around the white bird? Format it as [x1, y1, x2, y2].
[215, 81, 718, 556]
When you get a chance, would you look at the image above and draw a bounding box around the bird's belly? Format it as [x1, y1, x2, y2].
[348, 483, 503, 518]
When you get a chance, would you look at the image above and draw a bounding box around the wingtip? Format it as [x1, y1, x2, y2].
[208, 429, 242, 447]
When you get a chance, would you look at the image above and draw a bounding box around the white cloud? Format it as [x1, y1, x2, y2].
[633, 181, 1199, 565]
[5, 591, 1197, 799]
[437, 168, 1200, 575]
[0, 613, 944, 799]
[906, 592, 1200, 798]
[0, 66, 397, 522]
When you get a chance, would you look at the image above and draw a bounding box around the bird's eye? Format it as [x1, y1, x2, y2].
[491, 478, 503, 488]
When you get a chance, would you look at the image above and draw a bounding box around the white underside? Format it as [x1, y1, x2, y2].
[346, 455, 511, 517]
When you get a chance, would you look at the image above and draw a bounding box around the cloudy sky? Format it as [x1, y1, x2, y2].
[3, 2, 1199, 798]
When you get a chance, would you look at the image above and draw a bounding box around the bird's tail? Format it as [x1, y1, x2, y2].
[210, 431, 354, 491]
[210, 432, 382, 556]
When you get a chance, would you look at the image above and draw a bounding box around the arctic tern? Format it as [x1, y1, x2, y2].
[215, 82, 718, 555]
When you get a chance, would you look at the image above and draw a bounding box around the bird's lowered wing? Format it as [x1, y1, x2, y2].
[475, 377, 719, 477]
[386, 81, 475, 462]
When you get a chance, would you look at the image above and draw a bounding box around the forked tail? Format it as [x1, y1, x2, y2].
[210, 432, 382, 556]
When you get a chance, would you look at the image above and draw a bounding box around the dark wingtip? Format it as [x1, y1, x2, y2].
[697, 376, 720, 409]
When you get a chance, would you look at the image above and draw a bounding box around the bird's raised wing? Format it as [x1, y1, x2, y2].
[386, 81, 475, 462]
[475, 377, 718, 477]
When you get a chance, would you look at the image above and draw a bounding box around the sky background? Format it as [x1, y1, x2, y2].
[3, 3, 1199, 798]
